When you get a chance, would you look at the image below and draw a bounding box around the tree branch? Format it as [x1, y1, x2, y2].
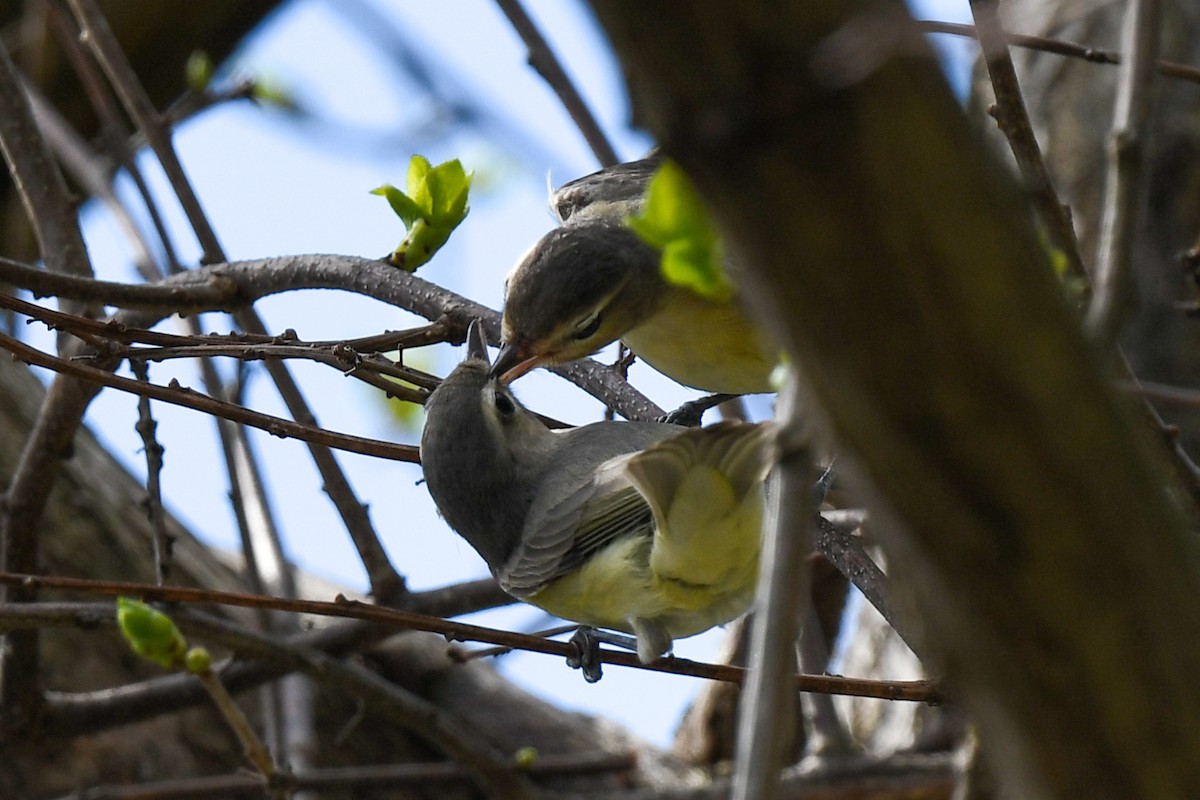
[1085, 0, 1162, 342]
[969, 0, 1089, 289]
[494, 0, 620, 166]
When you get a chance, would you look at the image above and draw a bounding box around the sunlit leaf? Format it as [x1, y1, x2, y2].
[627, 160, 732, 301]
[373, 156, 473, 272]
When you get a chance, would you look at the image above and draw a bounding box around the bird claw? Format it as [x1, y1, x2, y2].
[566, 626, 645, 682]
[659, 394, 740, 427]
[567, 626, 605, 683]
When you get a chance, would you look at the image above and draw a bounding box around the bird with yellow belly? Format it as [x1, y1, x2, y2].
[491, 155, 777, 394]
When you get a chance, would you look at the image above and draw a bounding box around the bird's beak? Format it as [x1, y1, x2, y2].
[466, 319, 490, 365]
[490, 340, 545, 384]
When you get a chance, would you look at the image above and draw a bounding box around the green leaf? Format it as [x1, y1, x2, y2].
[116, 597, 187, 669]
[627, 160, 732, 301]
[371, 184, 425, 228]
[373, 155, 473, 272]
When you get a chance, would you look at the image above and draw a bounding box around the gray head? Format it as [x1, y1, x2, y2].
[491, 219, 666, 382]
[420, 320, 557, 570]
[551, 153, 662, 223]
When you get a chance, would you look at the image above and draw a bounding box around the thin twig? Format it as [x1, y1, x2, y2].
[494, 0, 620, 167]
[129, 361, 173, 585]
[0, 330, 422, 462]
[917, 19, 1200, 86]
[969, 0, 1089, 289]
[0, 253, 664, 420]
[45, 751, 636, 800]
[1086, 0, 1162, 343]
[797, 604, 855, 755]
[0, 576, 943, 704]
[193, 664, 280, 783]
[178, 609, 538, 800]
[67, 0, 226, 264]
[239, 312, 407, 601]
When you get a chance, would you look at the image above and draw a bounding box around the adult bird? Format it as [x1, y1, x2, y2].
[421, 320, 772, 676]
[491, 155, 777, 393]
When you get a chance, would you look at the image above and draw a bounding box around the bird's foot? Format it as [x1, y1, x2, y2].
[659, 394, 740, 427]
[566, 626, 641, 682]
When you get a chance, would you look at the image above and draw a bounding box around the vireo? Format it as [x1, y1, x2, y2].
[491, 156, 777, 393]
[421, 320, 772, 666]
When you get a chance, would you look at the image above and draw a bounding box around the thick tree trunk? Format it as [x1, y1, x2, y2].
[590, 1, 1200, 797]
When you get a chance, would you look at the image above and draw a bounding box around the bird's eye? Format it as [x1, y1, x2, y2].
[572, 312, 602, 341]
[493, 390, 517, 417]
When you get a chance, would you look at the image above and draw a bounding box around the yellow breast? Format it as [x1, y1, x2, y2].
[622, 290, 777, 393]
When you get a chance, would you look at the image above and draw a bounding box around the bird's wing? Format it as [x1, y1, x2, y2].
[551, 153, 663, 224]
[499, 422, 678, 596]
[499, 454, 654, 595]
[624, 422, 773, 514]
[622, 421, 773, 587]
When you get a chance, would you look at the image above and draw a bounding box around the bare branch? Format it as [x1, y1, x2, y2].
[44, 751, 635, 800]
[67, 0, 226, 264]
[969, 0, 1090, 289]
[0, 330, 421, 462]
[0, 36, 91, 283]
[917, 19, 1200, 86]
[732, 374, 816, 800]
[129, 361, 173, 585]
[1086, 0, 1163, 342]
[0, 575, 943, 704]
[0, 252, 665, 420]
[495, 0, 620, 166]
[0, 255, 237, 310]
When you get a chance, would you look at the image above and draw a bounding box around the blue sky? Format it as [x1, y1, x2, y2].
[51, 0, 972, 747]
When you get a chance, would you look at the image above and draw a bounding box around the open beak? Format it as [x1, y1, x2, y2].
[489, 339, 547, 384]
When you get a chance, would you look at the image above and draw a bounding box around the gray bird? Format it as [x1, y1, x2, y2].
[491, 156, 777, 393]
[420, 320, 772, 668]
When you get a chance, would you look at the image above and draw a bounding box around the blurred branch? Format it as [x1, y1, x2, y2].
[0, 36, 92, 283]
[917, 19, 1200, 85]
[495, 0, 620, 166]
[1086, 0, 1162, 343]
[732, 374, 814, 800]
[67, 0, 225, 263]
[45, 751, 635, 800]
[969, 0, 1089, 289]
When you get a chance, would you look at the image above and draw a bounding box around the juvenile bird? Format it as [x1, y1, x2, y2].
[491, 156, 777, 393]
[421, 320, 772, 669]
